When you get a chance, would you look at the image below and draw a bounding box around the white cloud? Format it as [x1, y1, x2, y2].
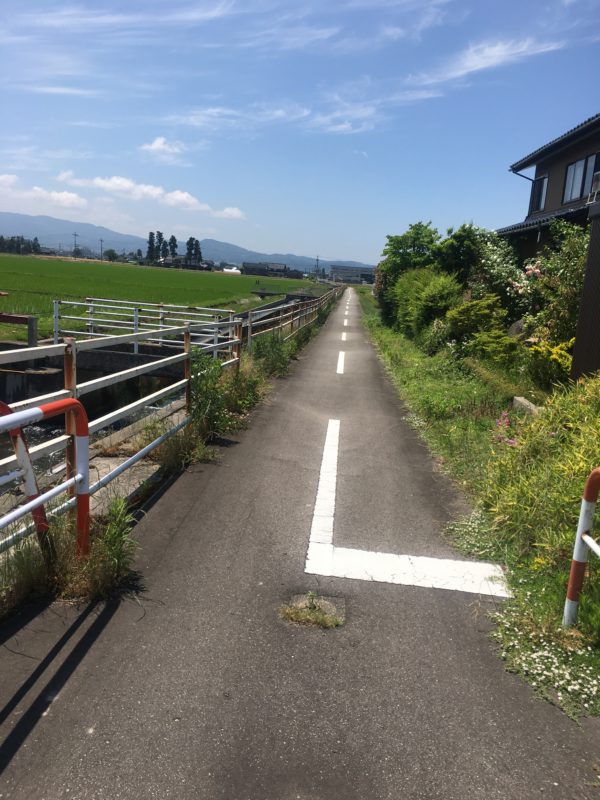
[163, 190, 207, 210]
[0, 174, 87, 209]
[26, 186, 87, 208]
[0, 174, 19, 190]
[26, 85, 101, 96]
[212, 207, 246, 219]
[409, 38, 565, 85]
[169, 106, 243, 129]
[140, 136, 189, 165]
[57, 171, 245, 219]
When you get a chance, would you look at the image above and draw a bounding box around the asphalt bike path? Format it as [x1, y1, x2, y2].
[0, 289, 599, 798]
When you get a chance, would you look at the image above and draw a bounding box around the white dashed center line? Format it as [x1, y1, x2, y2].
[343, 319, 348, 327]
[341, 332, 347, 342]
[336, 352, 345, 374]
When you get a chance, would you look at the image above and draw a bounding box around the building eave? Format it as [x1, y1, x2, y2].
[496, 206, 590, 236]
[510, 113, 600, 172]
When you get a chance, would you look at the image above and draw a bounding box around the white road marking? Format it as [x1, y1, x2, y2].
[341, 332, 347, 341]
[336, 352, 345, 374]
[304, 422, 510, 598]
[343, 319, 348, 327]
[308, 419, 339, 547]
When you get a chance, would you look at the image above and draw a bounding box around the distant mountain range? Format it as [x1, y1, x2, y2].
[0, 212, 374, 272]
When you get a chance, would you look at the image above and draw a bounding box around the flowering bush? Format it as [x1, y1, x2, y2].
[469, 232, 530, 321]
[524, 221, 590, 344]
[526, 338, 574, 388]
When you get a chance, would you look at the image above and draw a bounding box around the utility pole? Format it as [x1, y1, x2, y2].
[99, 238, 104, 261]
[72, 232, 78, 258]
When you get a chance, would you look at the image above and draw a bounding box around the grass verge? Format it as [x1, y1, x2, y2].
[356, 287, 600, 718]
[1, 497, 137, 618]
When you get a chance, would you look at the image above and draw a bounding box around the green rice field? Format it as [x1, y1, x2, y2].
[0, 254, 317, 340]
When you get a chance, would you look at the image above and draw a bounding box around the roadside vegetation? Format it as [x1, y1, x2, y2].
[359, 219, 600, 717]
[0, 253, 320, 340]
[0, 295, 338, 619]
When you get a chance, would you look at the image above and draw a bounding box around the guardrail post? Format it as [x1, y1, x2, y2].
[235, 322, 242, 372]
[53, 300, 59, 344]
[27, 317, 38, 347]
[133, 307, 139, 355]
[159, 304, 165, 346]
[184, 325, 191, 414]
[247, 311, 253, 353]
[63, 338, 78, 503]
[87, 299, 94, 338]
[213, 320, 219, 359]
[563, 468, 600, 626]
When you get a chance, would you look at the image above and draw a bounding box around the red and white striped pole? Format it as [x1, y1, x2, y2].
[563, 467, 600, 627]
[0, 399, 90, 556]
[0, 401, 55, 566]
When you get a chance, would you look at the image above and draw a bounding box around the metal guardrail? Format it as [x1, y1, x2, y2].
[0, 287, 342, 555]
[563, 468, 600, 626]
[0, 399, 90, 556]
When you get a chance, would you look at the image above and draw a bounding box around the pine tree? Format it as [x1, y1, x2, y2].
[168, 235, 178, 259]
[193, 238, 202, 263]
[146, 231, 156, 262]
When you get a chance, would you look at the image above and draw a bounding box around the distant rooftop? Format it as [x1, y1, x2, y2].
[510, 113, 600, 172]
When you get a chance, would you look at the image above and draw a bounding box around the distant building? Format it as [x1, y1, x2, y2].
[329, 264, 375, 284]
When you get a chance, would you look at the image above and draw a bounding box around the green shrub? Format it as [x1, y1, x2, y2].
[417, 317, 452, 355]
[465, 328, 522, 366]
[253, 332, 290, 376]
[394, 267, 436, 335]
[412, 272, 462, 333]
[526, 339, 574, 388]
[190, 351, 233, 438]
[446, 294, 506, 340]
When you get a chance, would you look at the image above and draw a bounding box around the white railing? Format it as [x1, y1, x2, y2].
[54, 297, 238, 355]
[0, 287, 342, 553]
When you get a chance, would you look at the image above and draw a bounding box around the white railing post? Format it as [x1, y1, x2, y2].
[247, 310, 253, 353]
[87, 299, 94, 338]
[213, 320, 219, 359]
[53, 300, 59, 344]
[133, 307, 139, 354]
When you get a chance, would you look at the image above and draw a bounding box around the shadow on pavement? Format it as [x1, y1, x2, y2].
[0, 599, 120, 772]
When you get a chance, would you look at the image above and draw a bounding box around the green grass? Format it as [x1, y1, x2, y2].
[356, 286, 600, 718]
[0, 254, 318, 339]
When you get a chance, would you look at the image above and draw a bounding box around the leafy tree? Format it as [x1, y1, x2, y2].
[160, 240, 169, 260]
[168, 235, 178, 259]
[136, 248, 143, 261]
[146, 231, 156, 262]
[104, 248, 118, 262]
[193, 238, 202, 263]
[185, 236, 195, 263]
[435, 224, 486, 286]
[155, 231, 164, 260]
[375, 221, 441, 323]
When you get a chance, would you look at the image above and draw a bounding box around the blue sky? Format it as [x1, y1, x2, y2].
[0, 0, 598, 264]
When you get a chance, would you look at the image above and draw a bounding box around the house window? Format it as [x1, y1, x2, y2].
[564, 153, 600, 203]
[529, 176, 548, 213]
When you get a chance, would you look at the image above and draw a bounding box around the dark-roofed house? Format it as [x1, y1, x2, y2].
[497, 113, 600, 260]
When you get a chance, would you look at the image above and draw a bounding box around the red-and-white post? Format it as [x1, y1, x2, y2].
[563, 467, 600, 626]
[0, 399, 90, 556]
